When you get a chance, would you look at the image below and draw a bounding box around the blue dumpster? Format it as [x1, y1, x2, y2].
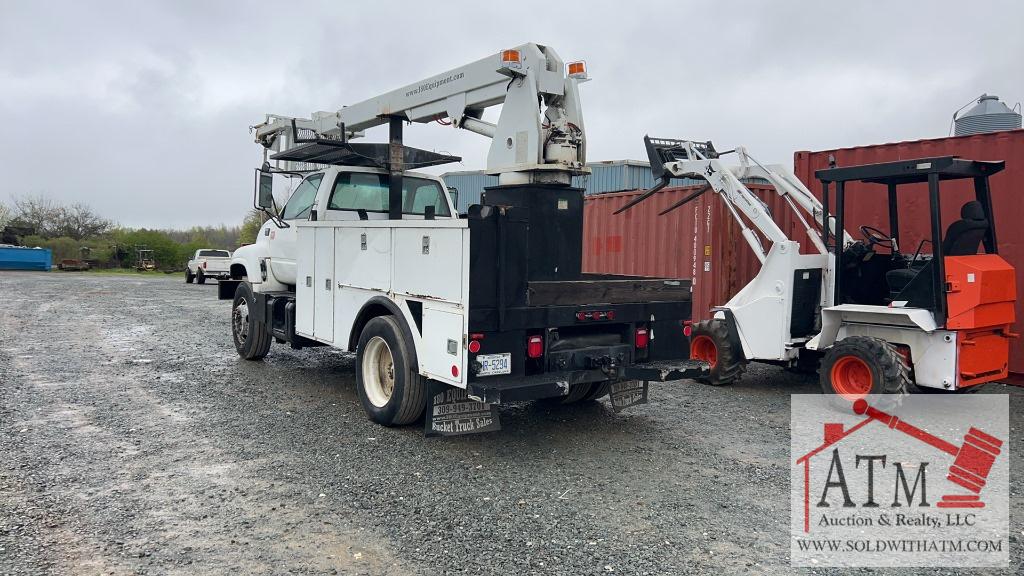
[0, 246, 52, 271]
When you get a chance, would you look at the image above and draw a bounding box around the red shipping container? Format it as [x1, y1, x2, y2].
[583, 184, 794, 330]
[794, 129, 1024, 376]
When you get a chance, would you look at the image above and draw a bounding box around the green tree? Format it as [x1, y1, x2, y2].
[239, 209, 268, 246]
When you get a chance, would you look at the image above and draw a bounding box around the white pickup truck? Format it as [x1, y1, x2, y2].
[186, 249, 232, 284]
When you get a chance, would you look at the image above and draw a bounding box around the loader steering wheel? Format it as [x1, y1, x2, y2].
[860, 225, 893, 249]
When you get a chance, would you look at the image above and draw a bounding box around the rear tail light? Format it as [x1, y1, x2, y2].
[202, 261, 208, 269]
[635, 328, 649, 349]
[468, 340, 481, 354]
[683, 320, 693, 337]
[576, 309, 616, 322]
[527, 335, 544, 358]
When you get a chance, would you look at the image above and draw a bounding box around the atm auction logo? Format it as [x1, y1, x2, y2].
[790, 394, 1009, 568]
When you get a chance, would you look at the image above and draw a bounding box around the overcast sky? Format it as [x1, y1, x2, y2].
[2, 1, 1021, 229]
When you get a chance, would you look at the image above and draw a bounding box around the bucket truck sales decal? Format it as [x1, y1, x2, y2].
[424, 382, 500, 437]
[790, 394, 1009, 568]
[609, 380, 648, 412]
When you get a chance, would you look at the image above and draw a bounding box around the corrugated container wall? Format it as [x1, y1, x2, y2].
[443, 161, 704, 213]
[583, 184, 787, 330]
[794, 129, 1024, 375]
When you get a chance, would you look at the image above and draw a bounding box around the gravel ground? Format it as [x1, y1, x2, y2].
[0, 272, 1020, 575]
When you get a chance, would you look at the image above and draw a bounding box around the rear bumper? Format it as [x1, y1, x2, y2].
[465, 359, 708, 404]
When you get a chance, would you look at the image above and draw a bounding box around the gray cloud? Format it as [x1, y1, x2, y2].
[1, 0, 1021, 228]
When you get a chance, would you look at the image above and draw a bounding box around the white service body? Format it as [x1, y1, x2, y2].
[231, 167, 471, 387]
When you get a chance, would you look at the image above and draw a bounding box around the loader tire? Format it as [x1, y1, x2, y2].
[356, 316, 427, 426]
[185, 269, 195, 283]
[820, 336, 911, 403]
[232, 282, 272, 360]
[689, 319, 746, 385]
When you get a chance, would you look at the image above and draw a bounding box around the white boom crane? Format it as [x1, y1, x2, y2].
[252, 43, 589, 185]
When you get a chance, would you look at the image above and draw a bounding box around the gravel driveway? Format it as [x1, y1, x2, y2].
[1, 272, 1020, 575]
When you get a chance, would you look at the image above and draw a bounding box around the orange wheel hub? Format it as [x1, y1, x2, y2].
[830, 356, 873, 400]
[691, 335, 718, 368]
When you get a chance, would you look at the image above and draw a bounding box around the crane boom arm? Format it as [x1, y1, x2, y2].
[252, 43, 588, 184]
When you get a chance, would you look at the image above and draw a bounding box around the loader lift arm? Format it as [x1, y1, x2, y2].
[616, 136, 854, 262]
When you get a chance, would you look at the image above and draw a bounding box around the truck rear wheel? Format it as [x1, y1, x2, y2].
[197, 270, 206, 284]
[690, 319, 745, 385]
[356, 316, 427, 426]
[820, 336, 911, 401]
[232, 282, 271, 360]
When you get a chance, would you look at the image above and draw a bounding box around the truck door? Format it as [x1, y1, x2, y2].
[270, 173, 323, 286]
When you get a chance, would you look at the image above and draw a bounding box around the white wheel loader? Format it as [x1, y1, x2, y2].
[619, 137, 1017, 399]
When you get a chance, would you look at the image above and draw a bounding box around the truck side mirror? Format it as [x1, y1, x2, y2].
[258, 172, 275, 211]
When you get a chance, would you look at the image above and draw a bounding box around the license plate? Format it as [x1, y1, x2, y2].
[476, 353, 511, 376]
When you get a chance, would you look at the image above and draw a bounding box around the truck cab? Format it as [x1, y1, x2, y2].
[231, 166, 456, 292]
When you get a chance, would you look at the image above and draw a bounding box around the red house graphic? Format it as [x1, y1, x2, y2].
[795, 399, 1003, 533]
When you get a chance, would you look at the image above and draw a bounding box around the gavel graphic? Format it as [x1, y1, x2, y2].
[852, 399, 1003, 508]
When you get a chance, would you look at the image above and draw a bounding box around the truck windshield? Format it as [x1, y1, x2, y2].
[198, 250, 230, 258]
[282, 174, 324, 220]
[327, 173, 451, 217]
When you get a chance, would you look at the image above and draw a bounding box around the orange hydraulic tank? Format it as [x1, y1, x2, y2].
[944, 255, 1017, 330]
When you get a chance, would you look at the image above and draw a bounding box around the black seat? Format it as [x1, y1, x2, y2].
[884, 201, 989, 298]
[942, 201, 988, 256]
[886, 267, 917, 295]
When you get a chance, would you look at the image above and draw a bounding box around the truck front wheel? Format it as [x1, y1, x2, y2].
[185, 269, 195, 283]
[356, 316, 427, 426]
[232, 282, 271, 360]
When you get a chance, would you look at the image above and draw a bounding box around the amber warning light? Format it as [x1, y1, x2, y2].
[501, 49, 522, 69]
[567, 61, 587, 79]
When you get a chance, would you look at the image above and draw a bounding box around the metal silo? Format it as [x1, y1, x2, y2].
[954, 94, 1022, 136]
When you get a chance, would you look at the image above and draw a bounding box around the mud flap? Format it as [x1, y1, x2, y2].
[424, 381, 501, 437]
[218, 280, 241, 300]
[609, 380, 649, 412]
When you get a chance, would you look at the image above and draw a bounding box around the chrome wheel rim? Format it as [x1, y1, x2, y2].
[362, 336, 395, 408]
[233, 300, 249, 344]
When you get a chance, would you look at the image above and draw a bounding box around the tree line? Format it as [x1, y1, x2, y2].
[1, 194, 263, 270]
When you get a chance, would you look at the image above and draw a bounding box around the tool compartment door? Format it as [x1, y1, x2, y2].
[393, 228, 464, 303]
[336, 227, 391, 291]
[313, 227, 335, 342]
[295, 226, 315, 338]
[419, 305, 466, 386]
[391, 224, 469, 386]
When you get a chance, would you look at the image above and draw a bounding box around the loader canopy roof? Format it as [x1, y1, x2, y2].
[815, 156, 1004, 186]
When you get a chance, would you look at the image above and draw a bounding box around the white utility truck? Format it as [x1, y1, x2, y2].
[186, 249, 232, 284]
[221, 44, 706, 432]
